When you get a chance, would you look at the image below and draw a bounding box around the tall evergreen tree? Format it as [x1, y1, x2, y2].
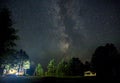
[34, 63, 44, 76]
[0, 8, 18, 56]
[47, 59, 56, 76]
[0, 8, 18, 75]
[56, 59, 68, 76]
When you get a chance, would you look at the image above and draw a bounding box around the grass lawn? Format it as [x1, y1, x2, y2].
[0, 76, 96, 83]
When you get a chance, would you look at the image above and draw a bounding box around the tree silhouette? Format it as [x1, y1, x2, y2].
[67, 57, 84, 76]
[84, 61, 91, 71]
[0, 8, 18, 75]
[91, 43, 120, 80]
[0, 8, 18, 56]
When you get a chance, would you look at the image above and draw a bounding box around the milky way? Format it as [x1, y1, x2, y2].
[1, 0, 120, 67]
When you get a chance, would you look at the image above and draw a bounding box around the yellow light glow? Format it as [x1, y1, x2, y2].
[8, 69, 17, 74]
[18, 71, 24, 76]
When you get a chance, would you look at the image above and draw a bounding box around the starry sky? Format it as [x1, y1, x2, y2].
[1, 0, 120, 67]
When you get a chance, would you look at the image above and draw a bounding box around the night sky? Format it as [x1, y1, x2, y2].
[1, 0, 120, 67]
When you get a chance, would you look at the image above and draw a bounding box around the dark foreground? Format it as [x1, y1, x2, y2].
[0, 76, 96, 83]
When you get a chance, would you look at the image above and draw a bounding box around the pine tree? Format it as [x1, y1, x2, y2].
[47, 59, 56, 76]
[0, 8, 18, 75]
[56, 59, 68, 76]
[0, 8, 18, 56]
[35, 63, 44, 76]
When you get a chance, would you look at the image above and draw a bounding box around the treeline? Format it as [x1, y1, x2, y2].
[34, 57, 86, 77]
[34, 43, 120, 80]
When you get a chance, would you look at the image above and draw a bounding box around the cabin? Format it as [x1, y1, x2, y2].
[84, 71, 96, 76]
